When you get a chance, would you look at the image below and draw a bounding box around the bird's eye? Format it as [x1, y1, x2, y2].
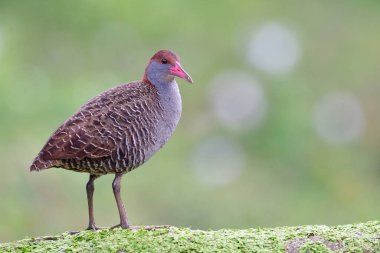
[161, 59, 168, 64]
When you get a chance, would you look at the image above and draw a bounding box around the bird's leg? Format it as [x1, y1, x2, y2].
[86, 174, 100, 230]
[112, 172, 129, 229]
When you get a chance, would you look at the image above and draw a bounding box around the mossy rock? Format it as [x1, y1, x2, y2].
[1, 221, 379, 252]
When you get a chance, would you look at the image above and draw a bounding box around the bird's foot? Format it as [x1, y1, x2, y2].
[65, 225, 107, 235]
[86, 224, 104, 231]
[111, 223, 130, 229]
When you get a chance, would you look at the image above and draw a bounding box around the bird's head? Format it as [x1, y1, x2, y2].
[144, 50, 193, 85]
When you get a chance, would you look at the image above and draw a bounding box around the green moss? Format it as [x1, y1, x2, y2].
[0, 221, 379, 252]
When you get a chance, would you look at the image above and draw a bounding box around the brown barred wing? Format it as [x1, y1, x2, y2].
[30, 82, 161, 172]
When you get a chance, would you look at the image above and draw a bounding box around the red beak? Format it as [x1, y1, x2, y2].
[169, 62, 193, 83]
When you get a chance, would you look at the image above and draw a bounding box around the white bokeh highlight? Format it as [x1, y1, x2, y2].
[313, 92, 366, 144]
[248, 22, 301, 75]
[191, 137, 245, 187]
[210, 70, 267, 131]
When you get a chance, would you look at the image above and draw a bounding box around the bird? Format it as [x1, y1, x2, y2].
[30, 49, 193, 230]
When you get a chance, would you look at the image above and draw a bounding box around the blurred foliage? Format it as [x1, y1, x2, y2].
[0, 0, 379, 241]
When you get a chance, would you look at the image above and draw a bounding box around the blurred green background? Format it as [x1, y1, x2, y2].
[0, 0, 379, 242]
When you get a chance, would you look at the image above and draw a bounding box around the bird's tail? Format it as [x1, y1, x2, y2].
[30, 156, 59, 171]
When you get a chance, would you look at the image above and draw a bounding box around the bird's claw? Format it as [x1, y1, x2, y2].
[86, 224, 104, 231]
[111, 223, 129, 229]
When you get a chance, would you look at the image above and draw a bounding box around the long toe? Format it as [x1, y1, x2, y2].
[111, 223, 130, 229]
[86, 224, 101, 230]
[111, 224, 120, 229]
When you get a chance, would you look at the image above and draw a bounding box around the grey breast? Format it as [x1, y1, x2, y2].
[142, 79, 182, 162]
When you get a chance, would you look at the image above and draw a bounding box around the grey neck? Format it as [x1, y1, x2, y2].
[155, 79, 181, 111]
[150, 78, 177, 93]
[146, 61, 182, 112]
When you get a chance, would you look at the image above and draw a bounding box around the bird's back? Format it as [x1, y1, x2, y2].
[31, 80, 180, 175]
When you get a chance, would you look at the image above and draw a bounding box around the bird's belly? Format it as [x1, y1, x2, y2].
[60, 157, 125, 175]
